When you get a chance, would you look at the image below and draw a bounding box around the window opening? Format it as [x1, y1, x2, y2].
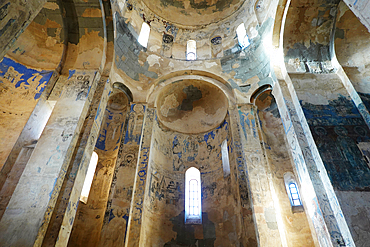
[236, 23, 250, 49]
[80, 151, 99, 204]
[185, 167, 202, 224]
[284, 172, 304, 213]
[138, 22, 150, 48]
[189, 179, 199, 216]
[186, 40, 197, 60]
[221, 139, 230, 177]
[289, 183, 301, 206]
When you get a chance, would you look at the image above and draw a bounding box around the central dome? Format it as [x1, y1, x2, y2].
[141, 0, 244, 26]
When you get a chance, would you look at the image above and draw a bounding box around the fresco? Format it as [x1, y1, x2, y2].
[302, 95, 370, 191]
[0, 57, 53, 100]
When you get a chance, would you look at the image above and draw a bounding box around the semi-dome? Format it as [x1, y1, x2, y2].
[156, 79, 228, 133]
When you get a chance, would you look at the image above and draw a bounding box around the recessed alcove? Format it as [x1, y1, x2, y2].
[140, 110, 244, 245]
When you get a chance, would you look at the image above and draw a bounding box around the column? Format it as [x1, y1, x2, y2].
[40, 75, 111, 246]
[0, 70, 98, 246]
[124, 107, 155, 247]
[228, 105, 258, 245]
[235, 104, 284, 246]
[98, 104, 145, 246]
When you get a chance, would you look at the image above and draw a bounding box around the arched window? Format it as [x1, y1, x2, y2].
[221, 139, 230, 177]
[138, 22, 150, 48]
[80, 151, 99, 204]
[185, 167, 202, 224]
[186, 40, 197, 60]
[236, 23, 250, 49]
[288, 183, 301, 206]
[284, 172, 304, 213]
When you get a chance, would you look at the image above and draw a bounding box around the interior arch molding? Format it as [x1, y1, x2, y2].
[147, 73, 236, 106]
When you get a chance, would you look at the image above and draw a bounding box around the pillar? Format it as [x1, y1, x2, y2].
[98, 104, 146, 246]
[0, 70, 99, 246]
[228, 105, 258, 245]
[124, 107, 155, 247]
[40, 76, 111, 246]
[235, 104, 284, 246]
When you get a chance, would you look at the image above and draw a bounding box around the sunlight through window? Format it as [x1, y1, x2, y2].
[185, 167, 202, 224]
[186, 40, 197, 60]
[221, 139, 230, 177]
[289, 183, 302, 206]
[138, 22, 150, 48]
[284, 172, 304, 213]
[237, 23, 250, 49]
[80, 151, 99, 204]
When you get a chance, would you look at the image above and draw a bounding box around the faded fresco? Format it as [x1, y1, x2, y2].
[303, 96, 370, 191]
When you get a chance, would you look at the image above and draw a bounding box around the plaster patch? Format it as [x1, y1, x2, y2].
[204, 61, 218, 68]
[43, 2, 59, 10]
[146, 54, 161, 67]
[249, 27, 259, 39]
[300, 92, 329, 105]
[45, 36, 57, 47]
[160, 94, 180, 117]
[147, 55, 161, 67]
[118, 1, 125, 11]
[149, 45, 161, 52]
[82, 8, 102, 18]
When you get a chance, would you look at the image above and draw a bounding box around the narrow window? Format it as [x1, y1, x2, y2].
[289, 183, 301, 206]
[138, 22, 150, 48]
[284, 172, 304, 213]
[186, 40, 197, 60]
[221, 139, 230, 177]
[236, 23, 250, 49]
[185, 167, 202, 224]
[80, 151, 99, 204]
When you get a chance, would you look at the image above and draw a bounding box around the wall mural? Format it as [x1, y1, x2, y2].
[0, 57, 53, 100]
[302, 95, 370, 191]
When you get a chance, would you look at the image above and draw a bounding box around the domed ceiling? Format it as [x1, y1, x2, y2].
[140, 0, 245, 26]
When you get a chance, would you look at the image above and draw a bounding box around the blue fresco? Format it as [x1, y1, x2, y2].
[302, 95, 364, 126]
[302, 95, 370, 191]
[68, 69, 76, 79]
[0, 57, 53, 100]
[359, 92, 370, 113]
[239, 108, 258, 142]
[123, 104, 146, 145]
[96, 108, 125, 151]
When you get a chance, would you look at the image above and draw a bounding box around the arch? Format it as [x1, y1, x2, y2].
[185, 167, 202, 224]
[250, 84, 272, 104]
[146, 72, 236, 106]
[112, 82, 133, 103]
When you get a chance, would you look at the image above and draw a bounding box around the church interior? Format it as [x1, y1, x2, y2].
[0, 0, 370, 246]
